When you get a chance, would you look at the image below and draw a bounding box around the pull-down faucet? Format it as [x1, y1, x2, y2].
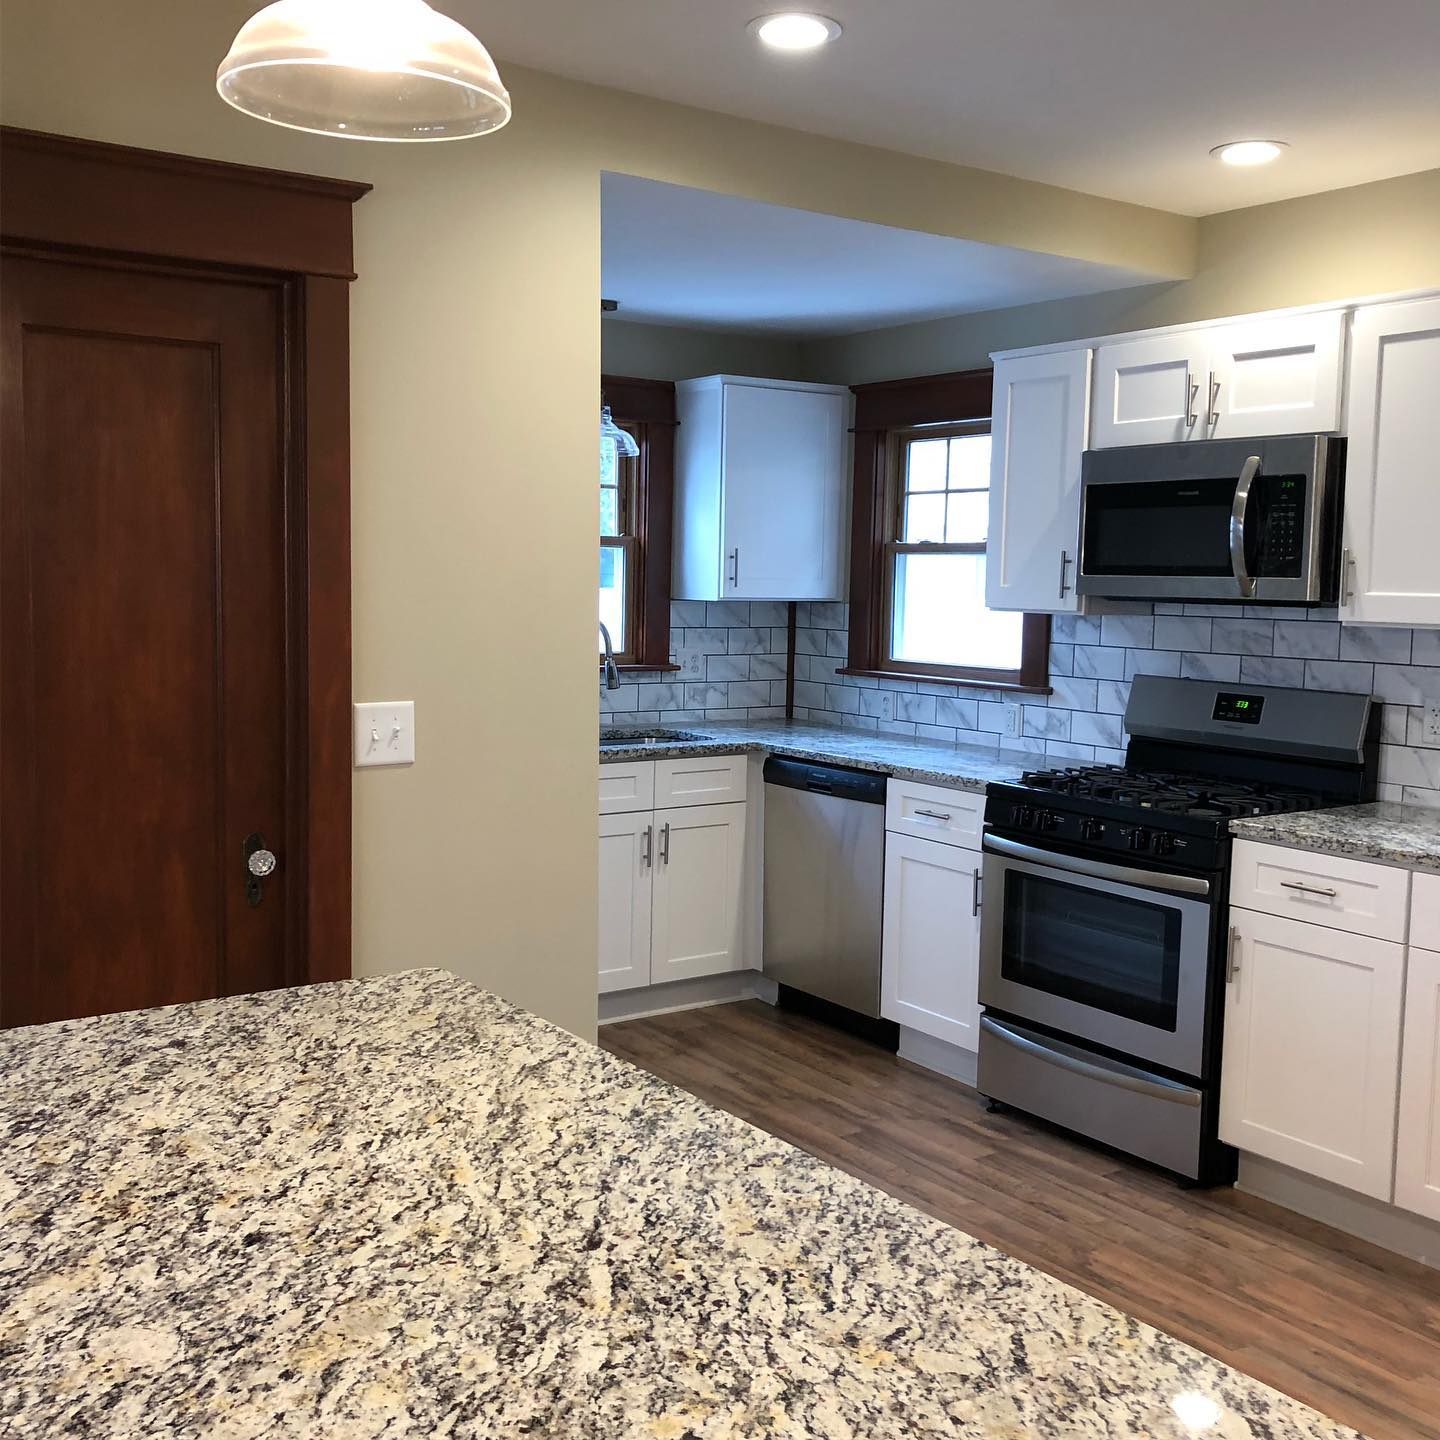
[598, 622, 621, 691]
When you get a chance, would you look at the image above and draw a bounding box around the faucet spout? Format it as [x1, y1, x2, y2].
[598, 622, 621, 691]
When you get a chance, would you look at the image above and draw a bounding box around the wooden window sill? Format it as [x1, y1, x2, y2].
[835, 666, 1052, 696]
[615, 662, 681, 674]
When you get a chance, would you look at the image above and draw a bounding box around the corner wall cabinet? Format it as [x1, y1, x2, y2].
[597, 757, 748, 993]
[673, 375, 850, 602]
[880, 779, 985, 1049]
[1222, 840, 1440, 1221]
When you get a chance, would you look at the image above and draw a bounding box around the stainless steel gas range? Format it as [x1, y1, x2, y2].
[977, 675, 1379, 1184]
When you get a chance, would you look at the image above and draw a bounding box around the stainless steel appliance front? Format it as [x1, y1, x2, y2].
[1077, 433, 1342, 604]
[978, 835, 1214, 1077]
[763, 759, 886, 1017]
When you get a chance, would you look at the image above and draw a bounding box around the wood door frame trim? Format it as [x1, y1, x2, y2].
[1, 128, 362, 988]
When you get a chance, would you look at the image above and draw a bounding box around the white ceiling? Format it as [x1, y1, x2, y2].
[464, 0, 1440, 216]
[601, 174, 1160, 334]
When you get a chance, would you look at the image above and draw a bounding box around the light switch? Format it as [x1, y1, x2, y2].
[354, 701, 415, 767]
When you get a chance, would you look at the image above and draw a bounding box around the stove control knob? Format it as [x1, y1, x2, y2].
[1127, 827, 1151, 852]
[1152, 833, 1176, 857]
[1016, 805, 1037, 828]
[1079, 817, 1104, 843]
[1038, 810, 1060, 832]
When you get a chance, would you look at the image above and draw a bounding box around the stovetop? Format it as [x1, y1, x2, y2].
[1013, 763, 1328, 821]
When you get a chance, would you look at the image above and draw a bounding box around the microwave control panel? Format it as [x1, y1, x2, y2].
[1253, 474, 1306, 574]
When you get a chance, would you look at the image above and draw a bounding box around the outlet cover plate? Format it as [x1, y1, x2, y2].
[354, 701, 415, 767]
[1425, 704, 1440, 746]
[1003, 701, 1024, 738]
[673, 648, 706, 679]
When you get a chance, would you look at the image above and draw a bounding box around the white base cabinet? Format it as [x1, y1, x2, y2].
[597, 761, 748, 994]
[881, 831, 982, 1050]
[1397, 946, 1440, 1224]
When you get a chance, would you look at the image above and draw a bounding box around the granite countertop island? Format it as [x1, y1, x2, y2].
[1231, 800, 1440, 871]
[600, 717, 1031, 791]
[1, 970, 1358, 1439]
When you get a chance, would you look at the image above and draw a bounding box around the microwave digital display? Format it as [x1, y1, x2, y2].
[1213, 692, 1265, 725]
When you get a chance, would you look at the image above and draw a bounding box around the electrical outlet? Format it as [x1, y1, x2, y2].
[1003, 701, 1024, 738]
[1425, 704, 1440, 746]
[672, 648, 705, 679]
[879, 690, 896, 722]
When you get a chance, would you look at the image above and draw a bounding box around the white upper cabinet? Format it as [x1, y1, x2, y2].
[673, 376, 849, 602]
[1340, 296, 1440, 627]
[1091, 312, 1344, 448]
[986, 348, 1090, 614]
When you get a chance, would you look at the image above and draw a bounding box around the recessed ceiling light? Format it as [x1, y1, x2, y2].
[1210, 140, 1288, 168]
[748, 13, 842, 51]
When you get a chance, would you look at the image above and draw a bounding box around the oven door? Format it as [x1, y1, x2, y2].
[979, 834, 1215, 1076]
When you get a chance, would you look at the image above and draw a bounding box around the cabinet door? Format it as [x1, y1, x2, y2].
[651, 802, 747, 983]
[1219, 908, 1404, 1198]
[1396, 946, 1440, 1224]
[1205, 312, 1344, 439]
[721, 383, 846, 600]
[880, 832, 982, 1049]
[598, 811, 653, 994]
[1091, 333, 1203, 448]
[1341, 297, 1440, 626]
[987, 348, 1090, 613]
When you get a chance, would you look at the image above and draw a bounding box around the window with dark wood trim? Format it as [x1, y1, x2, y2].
[845, 368, 1049, 691]
[600, 374, 677, 672]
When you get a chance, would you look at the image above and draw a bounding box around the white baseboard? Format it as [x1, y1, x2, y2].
[898, 1027, 978, 1087]
[599, 970, 773, 1025]
[1237, 1153, 1440, 1270]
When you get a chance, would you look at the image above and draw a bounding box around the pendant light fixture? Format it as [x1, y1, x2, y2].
[216, 0, 511, 142]
[600, 406, 640, 462]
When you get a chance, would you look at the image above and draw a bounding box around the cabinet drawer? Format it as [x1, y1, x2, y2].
[598, 760, 655, 816]
[1230, 839, 1410, 941]
[655, 753, 748, 809]
[885, 778, 985, 849]
[1412, 871, 1440, 952]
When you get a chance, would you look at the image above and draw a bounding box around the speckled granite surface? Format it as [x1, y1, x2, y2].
[1, 970, 1359, 1439]
[599, 718, 1030, 790]
[1232, 800, 1440, 871]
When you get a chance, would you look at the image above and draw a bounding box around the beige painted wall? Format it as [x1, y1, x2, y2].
[602, 319, 814, 382]
[807, 168, 1440, 383]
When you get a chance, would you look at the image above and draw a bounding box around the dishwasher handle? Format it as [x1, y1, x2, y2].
[762, 756, 887, 805]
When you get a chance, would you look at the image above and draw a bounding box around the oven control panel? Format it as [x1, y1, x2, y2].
[990, 801, 1216, 871]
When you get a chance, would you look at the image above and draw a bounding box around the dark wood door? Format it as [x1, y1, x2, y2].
[1, 255, 291, 1026]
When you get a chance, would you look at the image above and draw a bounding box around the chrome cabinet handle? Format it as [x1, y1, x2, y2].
[1185, 371, 1198, 427]
[1280, 880, 1338, 898]
[1226, 925, 1241, 983]
[972, 867, 982, 917]
[727, 549, 739, 588]
[659, 822, 671, 865]
[641, 824, 653, 869]
[1208, 370, 1221, 426]
[1229, 454, 1262, 600]
[1058, 550, 1072, 599]
[1341, 547, 1355, 607]
[914, 807, 952, 822]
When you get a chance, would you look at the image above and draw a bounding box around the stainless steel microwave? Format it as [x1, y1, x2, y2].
[1077, 434, 1345, 604]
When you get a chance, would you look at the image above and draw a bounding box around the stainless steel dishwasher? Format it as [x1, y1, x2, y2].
[763, 757, 888, 1028]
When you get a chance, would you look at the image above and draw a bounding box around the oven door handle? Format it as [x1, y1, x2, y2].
[980, 1016, 1202, 1107]
[982, 833, 1211, 897]
[1229, 454, 1262, 600]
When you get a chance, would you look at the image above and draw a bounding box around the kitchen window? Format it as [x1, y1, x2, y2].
[597, 375, 678, 672]
[846, 368, 1049, 690]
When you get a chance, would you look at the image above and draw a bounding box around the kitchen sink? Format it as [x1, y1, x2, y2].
[600, 727, 705, 746]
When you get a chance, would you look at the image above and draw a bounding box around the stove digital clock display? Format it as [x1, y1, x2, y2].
[1214, 691, 1265, 724]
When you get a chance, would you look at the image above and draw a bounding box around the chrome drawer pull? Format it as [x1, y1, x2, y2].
[914, 807, 952, 822]
[1280, 880, 1338, 898]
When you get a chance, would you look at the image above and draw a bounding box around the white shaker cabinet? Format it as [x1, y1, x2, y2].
[1218, 907, 1405, 1199]
[1091, 312, 1343, 449]
[650, 802, 748, 985]
[986, 348, 1090, 614]
[1340, 296, 1440, 627]
[1396, 944, 1440, 1224]
[880, 831, 983, 1049]
[598, 811, 653, 994]
[673, 375, 850, 602]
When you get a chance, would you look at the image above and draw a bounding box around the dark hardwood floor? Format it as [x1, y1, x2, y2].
[601, 999, 1440, 1440]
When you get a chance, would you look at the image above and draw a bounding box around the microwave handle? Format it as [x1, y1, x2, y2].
[1229, 454, 1262, 600]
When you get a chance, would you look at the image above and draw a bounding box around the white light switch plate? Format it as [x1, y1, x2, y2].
[354, 701, 415, 767]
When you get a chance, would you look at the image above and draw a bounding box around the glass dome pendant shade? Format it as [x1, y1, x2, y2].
[216, 0, 512, 142]
[600, 405, 640, 461]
